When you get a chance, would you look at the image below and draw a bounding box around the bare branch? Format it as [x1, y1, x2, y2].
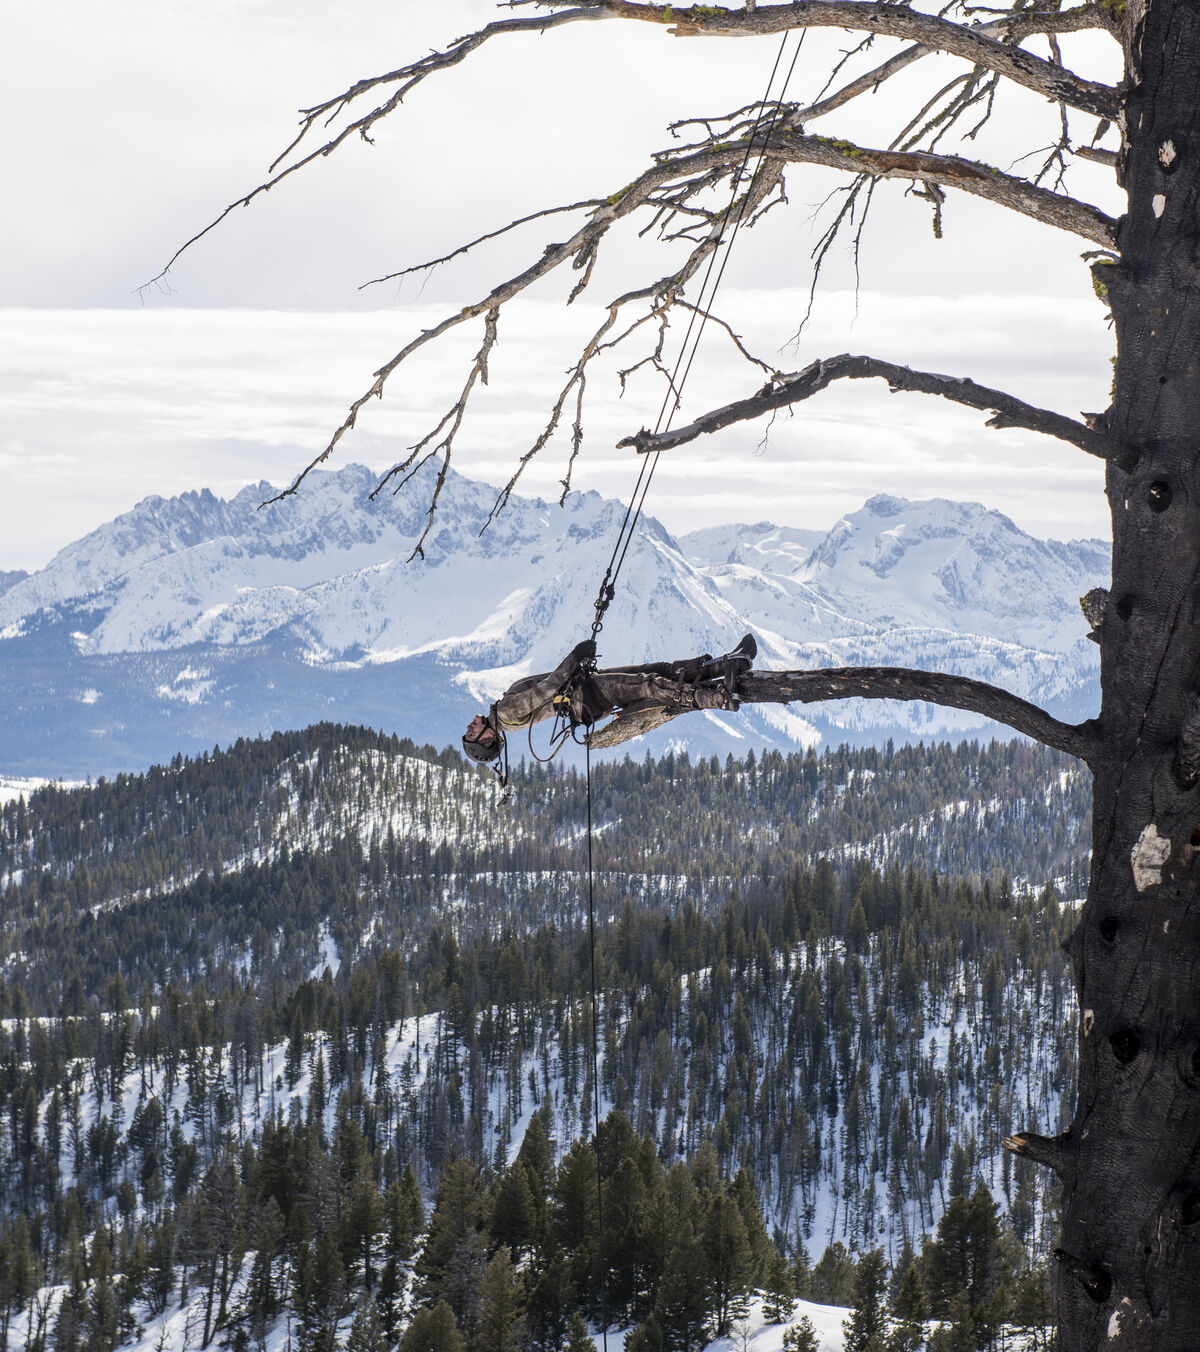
[1003, 1129, 1072, 1177]
[673, 300, 774, 374]
[620, 352, 1126, 460]
[759, 130, 1116, 246]
[141, 8, 606, 288]
[360, 198, 606, 289]
[791, 5, 1114, 127]
[380, 308, 501, 562]
[1075, 144, 1118, 167]
[568, 2, 1119, 121]
[737, 667, 1099, 761]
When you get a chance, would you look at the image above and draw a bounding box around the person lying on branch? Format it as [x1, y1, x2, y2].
[462, 632, 758, 766]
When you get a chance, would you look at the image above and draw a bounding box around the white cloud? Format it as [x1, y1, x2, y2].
[0, 287, 1113, 569]
[3, 2, 1120, 568]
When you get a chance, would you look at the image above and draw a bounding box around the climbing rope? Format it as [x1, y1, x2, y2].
[584, 740, 609, 1351]
[575, 39, 803, 1346]
[588, 30, 805, 644]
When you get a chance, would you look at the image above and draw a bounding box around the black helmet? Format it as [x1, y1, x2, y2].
[462, 721, 503, 765]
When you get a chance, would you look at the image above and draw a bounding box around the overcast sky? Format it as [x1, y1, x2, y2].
[2, 1, 1122, 572]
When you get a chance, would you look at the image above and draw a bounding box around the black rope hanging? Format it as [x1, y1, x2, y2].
[579, 34, 803, 1349]
[588, 30, 805, 646]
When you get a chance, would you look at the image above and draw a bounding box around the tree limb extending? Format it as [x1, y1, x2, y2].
[790, 5, 1116, 127]
[545, 1, 1120, 120]
[141, 8, 607, 289]
[737, 667, 1098, 762]
[619, 352, 1125, 460]
[752, 131, 1117, 246]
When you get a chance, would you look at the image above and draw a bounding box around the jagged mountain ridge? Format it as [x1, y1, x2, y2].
[0, 465, 1108, 775]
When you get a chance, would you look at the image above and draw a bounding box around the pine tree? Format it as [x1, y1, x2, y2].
[810, 1242, 856, 1307]
[926, 1292, 976, 1352]
[488, 1163, 538, 1261]
[729, 1168, 773, 1285]
[922, 1184, 1005, 1346]
[625, 1313, 666, 1352]
[793, 1243, 813, 1301]
[415, 1157, 487, 1334]
[472, 1250, 524, 1352]
[346, 1298, 387, 1352]
[702, 1192, 754, 1337]
[761, 1246, 797, 1325]
[886, 1261, 926, 1352]
[397, 1301, 466, 1352]
[563, 1310, 595, 1352]
[655, 1216, 709, 1352]
[383, 1164, 424, 1263]
[843, 1248, 889, 1352]
[553, 1139, 599, 1304]
[782, 1315, 820, 1352]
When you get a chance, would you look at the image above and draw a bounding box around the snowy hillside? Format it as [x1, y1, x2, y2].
[0, 465, 1107, 775]
[0, 731, 1071, 1352]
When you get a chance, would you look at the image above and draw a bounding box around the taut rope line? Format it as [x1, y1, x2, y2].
[589, 30, 805, 643]
[578, 36, 803, 1348]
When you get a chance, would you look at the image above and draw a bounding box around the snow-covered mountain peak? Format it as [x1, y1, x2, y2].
[0, 467, 1110, 775]
[796, 494, 1106, 652]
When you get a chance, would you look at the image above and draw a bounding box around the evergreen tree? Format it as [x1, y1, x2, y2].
[563, 1310, 595, 1352]
[625, 1313, 666, 1352]
[553, 1140, 599, 1305]
[810, 1242, 856, 1306]
[702, 1192, 754, 1337]
[886, 1262, 926, 1352]
[82, 1233, 120, 1352]
[793, 1243, 813, 1301]
[415, 1157, 487, 1334]
[761, 1246, 797, 1325]
[926, 1292, 976, 1352]
[1010, 1264, 1055, 1352]
[729, 1168, 773, 1285]
[489, 1162, 538, 1261]
[921, 1185, 1006, 1347]
[782, 1315, 820, 1352]
[472, 1250, 524, 1352]
[525, 1251, 573, 1352]
[655, 1216, 710, 1352]
[346, 1298, 387, 1352]
[843, 1248, 889, 1352]
[383, 1164, 424, 1263]
[397, 1301, 466, 1352]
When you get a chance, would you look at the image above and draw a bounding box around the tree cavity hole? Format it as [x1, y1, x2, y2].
[1111, 1029, 1141, 1063]
[1099, 915, 1119, 943]
[1149, 481, 1173, 512]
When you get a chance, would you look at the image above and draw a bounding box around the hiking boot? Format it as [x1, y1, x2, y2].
[698, 632, 757, 691]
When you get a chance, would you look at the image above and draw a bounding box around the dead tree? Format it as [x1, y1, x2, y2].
[155, 2, 1200, 1346]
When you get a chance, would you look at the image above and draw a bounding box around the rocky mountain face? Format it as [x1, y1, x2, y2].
[0, 465, 1108, 775]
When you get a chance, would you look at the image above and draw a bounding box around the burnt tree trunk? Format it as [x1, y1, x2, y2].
[1057, 3, 1200, 1345]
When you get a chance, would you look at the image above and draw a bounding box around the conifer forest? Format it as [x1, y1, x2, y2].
[0, 726, 1090, 1349]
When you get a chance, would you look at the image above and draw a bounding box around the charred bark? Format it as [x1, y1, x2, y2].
[1054, 3, 1200, 1346]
